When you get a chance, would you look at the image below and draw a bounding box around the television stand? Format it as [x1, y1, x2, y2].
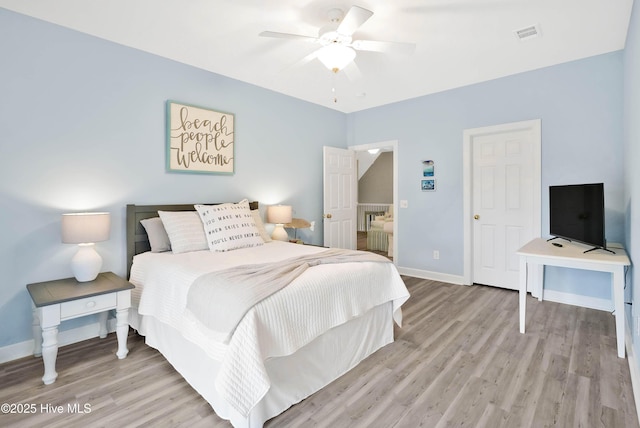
[546, 236, 570, 243]
[584, 246, 616, 255]
[517, 238, 630, 358]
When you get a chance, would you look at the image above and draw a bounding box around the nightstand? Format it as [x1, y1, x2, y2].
[26, 272, 134, 385]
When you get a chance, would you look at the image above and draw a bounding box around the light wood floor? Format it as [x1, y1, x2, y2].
[1, 278, 637, 427]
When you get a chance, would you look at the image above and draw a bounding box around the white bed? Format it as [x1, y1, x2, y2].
[125, 202, 410, 428]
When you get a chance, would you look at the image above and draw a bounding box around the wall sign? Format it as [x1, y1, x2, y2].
[421, 179, 436, 191]
[422, 160, 434, 177]
[166, 101, 235, 174]
[422, 160, 436, 191]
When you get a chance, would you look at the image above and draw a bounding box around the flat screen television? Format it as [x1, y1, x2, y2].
[549, 183, 607, 252]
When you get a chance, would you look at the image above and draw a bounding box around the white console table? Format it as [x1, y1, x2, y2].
[517, 238, 630, 358]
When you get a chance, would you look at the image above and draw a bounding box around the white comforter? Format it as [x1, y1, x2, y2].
[130, 241, 409, 417]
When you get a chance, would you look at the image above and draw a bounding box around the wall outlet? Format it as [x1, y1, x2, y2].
[433, 250, 440, 260]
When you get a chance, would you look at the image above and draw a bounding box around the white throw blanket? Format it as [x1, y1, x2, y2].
[185, 248, 391, 343]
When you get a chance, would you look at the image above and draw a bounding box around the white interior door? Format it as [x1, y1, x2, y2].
[323, 146, 356, 249]
[467, 120, 541, 289]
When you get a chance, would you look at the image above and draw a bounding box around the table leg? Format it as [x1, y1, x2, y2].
[613, 268, 625, 358]
[519, 257, 527, 334]
[115, 307, 129, 359]
[537, 265, 544, 302]
[98, 311, 108, 339]
[32, 307, 42, 357]
[41, 326, 58, 385]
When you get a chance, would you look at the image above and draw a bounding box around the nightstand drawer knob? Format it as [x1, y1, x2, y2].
[86, 301, 96, 308]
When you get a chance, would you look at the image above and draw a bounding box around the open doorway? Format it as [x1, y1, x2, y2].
[349, 140, 398, 262]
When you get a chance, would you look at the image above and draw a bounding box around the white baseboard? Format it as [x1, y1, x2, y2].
[542, 289, 613, 312]
[396, 266, 465, 285]
[396, 268, 614, 313]
[0, 318, 117, 364]
[626, 317, 640, 426]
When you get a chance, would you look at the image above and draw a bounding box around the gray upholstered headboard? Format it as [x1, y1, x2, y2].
[125, 201, 259, 278]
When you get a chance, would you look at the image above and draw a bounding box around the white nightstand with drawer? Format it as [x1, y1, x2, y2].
[26, 272, 134, 385]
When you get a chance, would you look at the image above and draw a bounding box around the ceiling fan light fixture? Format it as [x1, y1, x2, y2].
[317, 44, 356, 72]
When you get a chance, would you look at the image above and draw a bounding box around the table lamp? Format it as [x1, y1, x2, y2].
[62, 212, 111, 282]
[267, 205, 292, 241]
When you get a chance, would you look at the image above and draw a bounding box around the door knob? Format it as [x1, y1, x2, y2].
[324, 213, 332, 219]
[474, 214, 480, 220]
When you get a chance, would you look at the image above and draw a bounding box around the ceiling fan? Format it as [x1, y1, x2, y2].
[259, 5, 416, 74]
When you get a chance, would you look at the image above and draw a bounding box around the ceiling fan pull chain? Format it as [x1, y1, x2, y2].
[331, 71, 338, 103]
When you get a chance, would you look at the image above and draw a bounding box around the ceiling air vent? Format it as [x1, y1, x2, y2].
[514, 24, 541, 41]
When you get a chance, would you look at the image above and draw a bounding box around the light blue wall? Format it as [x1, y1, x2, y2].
[0, 9, 346, 347]
[0, 6, 632, 352]
[623, 1, 640, 358]
[347, 51, 625, 299]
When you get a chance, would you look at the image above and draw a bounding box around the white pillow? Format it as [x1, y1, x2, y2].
[158, 211, 208, 254]
[195, 200, 264, 251]
[251, 209, 272, 243]
[140, 217, 171, 252]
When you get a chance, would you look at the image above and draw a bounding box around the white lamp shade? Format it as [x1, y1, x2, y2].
[62, 212, 111, 244]
[317, 44, 356, 71]
[267, 205, 293, 225]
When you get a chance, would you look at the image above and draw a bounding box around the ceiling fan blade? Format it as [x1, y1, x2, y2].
[337, 6, 373, 36]
[342, 61, 362, 81]
[352, 39, 416, 55]
[291, 48, 322, 68]
[259, 31, 318, 42]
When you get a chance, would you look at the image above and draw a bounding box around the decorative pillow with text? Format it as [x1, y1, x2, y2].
[195, 199, 264, 252]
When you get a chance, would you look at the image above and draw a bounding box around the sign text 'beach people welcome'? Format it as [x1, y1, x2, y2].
[167, 101, 234, 174]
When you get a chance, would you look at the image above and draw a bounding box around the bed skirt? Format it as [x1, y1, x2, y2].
[128, 302, 394, 427]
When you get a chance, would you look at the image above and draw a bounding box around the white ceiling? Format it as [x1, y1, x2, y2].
[1, 0, 634, 113]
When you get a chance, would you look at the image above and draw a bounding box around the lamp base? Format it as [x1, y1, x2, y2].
[71, 243, 102, 282]
[271, 224, 289, 241]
